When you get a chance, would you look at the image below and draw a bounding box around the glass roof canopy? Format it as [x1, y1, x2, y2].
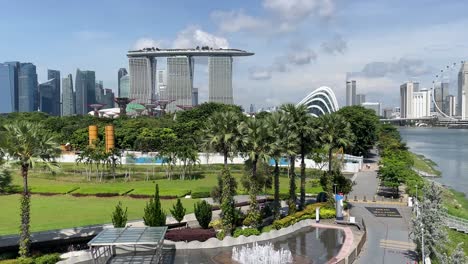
[88, 227, 168, 246]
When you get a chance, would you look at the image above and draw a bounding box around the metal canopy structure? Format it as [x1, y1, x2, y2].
[88, 227, 167, 264]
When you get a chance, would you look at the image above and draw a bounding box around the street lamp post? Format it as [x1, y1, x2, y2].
[334, 184, 337, 195]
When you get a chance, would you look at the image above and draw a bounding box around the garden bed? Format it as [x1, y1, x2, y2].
[165, 228, 216, 242]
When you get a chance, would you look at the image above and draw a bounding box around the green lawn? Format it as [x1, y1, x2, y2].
[447, 228, 468, 255]
[410, 152, 441, 176]
[444, 189, 468, 220]
[0, 194, 198, 236]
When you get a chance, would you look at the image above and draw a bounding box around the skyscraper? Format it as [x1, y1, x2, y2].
[157, 69, 167, 99]
[192, 88, 199, 106]
[38, 79, 55, 115]
[361, 102, 381, 116]
[412, 89, 430, 118]
[355, 94, 366, 105]
[4, 61, 20, 111]
[95, 81, 104, 104]
[75, 69, 96, 115]
[400, 81, 415, 118]
[129, 57, 156, 104]
[458, 62, 468, 118]
[18, 63, 38, 112]
[166, 56, 194, 111]
[117, 68, 128, 97]
[209, 56, 233, 104]
[119, 75, 130, 98]
[346, 80, 356, 106]
[47, 69, 61, 116]
[102, 89, 115, 109]
[0, 63, 15, 113]
[62, 74, 75, 116]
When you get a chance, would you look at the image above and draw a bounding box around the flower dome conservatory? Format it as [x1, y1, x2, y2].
[297, 86, 339, 117]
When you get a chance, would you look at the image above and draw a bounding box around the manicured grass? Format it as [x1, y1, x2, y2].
[444, 189, 468, 220]
[0, 194, 198, 236]
[410, 152, 441, 176]
[447, 228, 468, 255]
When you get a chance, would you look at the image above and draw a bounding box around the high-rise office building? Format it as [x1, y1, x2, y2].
[458, 62, 468, 118]
[0, 63, 16, 113]
[400, 81, 415, 118]
[75, 69, 96, 115]
[249, 104, 255, 113]
[62, 74, 75, 116]
[4, 62, 20, 111]
[412, 89, 430, 118]
[361, 102, 381, 116]
[356, 94, 366, 105]
[346, 80, 356, 106]
[119, 75, 130, 98]
[129, 57, 156, 104]
[192, 88, 199, 106]
[208, 56, 233, 104]
[18, 63, 38, 112]
[117, 68, 128, 97]
[95, 81, 104, 104]
[47, 69, 61, 116]
[383, 108, 393, 119]
[166, 56, 194, 111]
[102, 89, 115, 109]
[38, 79, 55, 115]
[446, 95, 456, 117]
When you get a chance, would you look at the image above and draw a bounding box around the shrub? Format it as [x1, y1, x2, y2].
[165, 228, 216, 242]
[194, 200, 212, 229]
[17, 257, 34, 264]
[261, 204, 273, 218]
[261, 225, 274, 233]
[169, 198, 186, 223]
[0, 169, 12, 193]
[208, 219, 223, 230]
[319, 208, 336, 219]
[191, 191, 211, 199]
[143, 184, 166, 226]
[111, 201, 128, 228]
[216, 229, 226, 240]
[34, 253, 61, 264]
[233, 228, 260, 238]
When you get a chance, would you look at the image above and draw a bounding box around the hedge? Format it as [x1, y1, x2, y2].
[233, 228, 261, 238]
[272, 203, 335, 230]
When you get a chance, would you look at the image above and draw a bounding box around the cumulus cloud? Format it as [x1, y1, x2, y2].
[321, 35, 347, 54]
[350, 58, 433, 78]
[263, 0, 335, 30]
[288, 48, 317, 65]
[210, 9, 269, 33]
[133, 38, 163, 50]
[173, 26, 229, 48]
[249, 67, 272, 80]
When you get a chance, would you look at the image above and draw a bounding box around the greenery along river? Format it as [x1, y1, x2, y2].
[399, 127, 468, 194]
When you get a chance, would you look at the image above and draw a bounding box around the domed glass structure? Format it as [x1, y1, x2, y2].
[297, 86, 339, 117]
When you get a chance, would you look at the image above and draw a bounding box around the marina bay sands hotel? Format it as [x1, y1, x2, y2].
[127, 47, 254, 110]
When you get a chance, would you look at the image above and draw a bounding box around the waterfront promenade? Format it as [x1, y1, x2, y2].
[349, 150, 417, 264]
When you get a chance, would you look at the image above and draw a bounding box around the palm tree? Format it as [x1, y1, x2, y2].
[0, 121, 60, 257]
[318, 113, 354, 173]
[266, 112, 284, 219]
[239, 118, 272, 227]
[201, 111, 241, 169]
[280, 103, 315, 210]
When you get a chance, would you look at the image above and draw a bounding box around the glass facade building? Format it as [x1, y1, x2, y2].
[75, 69, 96, 115]
[47, 69, 61, 116]
[0, 63, 15, 113]
[208, 56, 233, 104]
[119, 75, 130, 98]
[62, 74, 75, 116]
[118, 68, 128, 97]
[129, 57, 156, 104]
[38, 79, 55, 115]
[18, 63, 38, 112]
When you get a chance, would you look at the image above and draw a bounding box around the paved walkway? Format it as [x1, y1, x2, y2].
[349, 149, 418, 264]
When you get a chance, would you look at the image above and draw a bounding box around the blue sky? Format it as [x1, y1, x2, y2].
[1, 0, 468, 109]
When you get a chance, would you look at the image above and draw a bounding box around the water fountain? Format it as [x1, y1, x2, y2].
[231, 242, 293, 264]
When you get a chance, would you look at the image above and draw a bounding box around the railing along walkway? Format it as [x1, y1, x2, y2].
[444, 213, 468, 234]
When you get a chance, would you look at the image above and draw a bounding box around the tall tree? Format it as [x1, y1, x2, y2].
[239, 118, 272, 227]
[281, 103, 315, 210]
[318, 113, 354, 173]
[201, 111, 241, 168]
[1, 122, 60, 257]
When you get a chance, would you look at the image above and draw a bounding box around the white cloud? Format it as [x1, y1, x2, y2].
[350, 58, 433, 78]
[321, 35, 347, 54]
[288, 48, 317, 65]
[249, 67, 272, 80]
[173, 26, 229, 48]
[133, 38, 163, 50]
[210, 9, 269, 33]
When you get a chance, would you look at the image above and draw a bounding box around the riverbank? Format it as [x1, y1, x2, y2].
[410, 152, 441, 177]
[410, 150, 468, 255]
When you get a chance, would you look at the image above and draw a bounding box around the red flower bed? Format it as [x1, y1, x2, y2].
[165, 228, 216, 242]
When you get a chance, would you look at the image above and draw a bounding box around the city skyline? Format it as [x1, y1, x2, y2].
[1, 1, 468, 110]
